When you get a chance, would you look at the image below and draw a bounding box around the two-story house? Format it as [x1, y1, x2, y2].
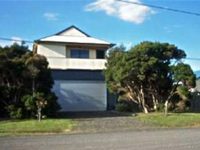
[35, 25, 116, 111]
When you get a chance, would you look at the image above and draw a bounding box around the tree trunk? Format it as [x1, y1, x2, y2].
[164, 100, 169, 116]
[38, 107, 41, 122]
[143, 105, 149, 114]
[32, 78, 35, 97]
[140, 85, 149, 114]
[164, 81, 180, 116]
[137, 95, 143, 111]
[127, 92, 138, 104]
[152, 94, 158, 111]
[126, 85, 138, 104]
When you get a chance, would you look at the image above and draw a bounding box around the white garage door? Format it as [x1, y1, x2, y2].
[53, 80, 107, 111]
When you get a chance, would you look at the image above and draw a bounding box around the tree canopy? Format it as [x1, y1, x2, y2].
[0, 43, 60, 119]
[104, 41, 196, 114]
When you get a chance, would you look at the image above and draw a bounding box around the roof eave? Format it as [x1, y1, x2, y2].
[35, 40, 112, 47]
[110, 43, 116, 47]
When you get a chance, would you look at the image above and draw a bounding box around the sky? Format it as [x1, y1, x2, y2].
[0, 0, 200, 71]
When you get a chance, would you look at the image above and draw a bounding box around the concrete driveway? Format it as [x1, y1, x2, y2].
[72, 115, 150, 133]
[63, 111, 151, 133]
[1, 129, 200, 150]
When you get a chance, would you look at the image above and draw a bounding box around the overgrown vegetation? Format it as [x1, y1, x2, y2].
[104, 42, 196, 114]
[0, 43, 60, 119]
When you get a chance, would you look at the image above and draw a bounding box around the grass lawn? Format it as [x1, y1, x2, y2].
[136, 113, 200, 128]
[0, 119, 75, 136]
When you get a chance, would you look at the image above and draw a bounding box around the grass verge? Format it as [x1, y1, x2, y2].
[0, 119, 75, 136]
[136, 113, 200, 128]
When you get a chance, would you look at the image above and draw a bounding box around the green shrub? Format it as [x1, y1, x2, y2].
[155, 103, 165, 112]
[22, 94, 36, 111]
[174, 100, 191, 113]
[0, 44, 60, 119]
[21, 92, 60, 118]
[115, 101, 137, 112]
[43, 93, 60, 117]
[7, 105, 22, 119]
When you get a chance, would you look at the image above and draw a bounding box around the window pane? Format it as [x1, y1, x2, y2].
[71, 50, 79, 58]
[80, 50, 89, 58]
[96, 50, 105, 59]
[70, 49, 89, 58]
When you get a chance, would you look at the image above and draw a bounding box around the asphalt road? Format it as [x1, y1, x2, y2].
[1, 129, 200, 150]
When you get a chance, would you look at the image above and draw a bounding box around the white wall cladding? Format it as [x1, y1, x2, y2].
[37, 44, 66, 57]
[89, 49, 96, 59]
[37, 43, 106, 70]
[53, 80, 107, 111]
[47, 57, 106, 70]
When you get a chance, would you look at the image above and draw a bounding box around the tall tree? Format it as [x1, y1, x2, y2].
[0, 43, 28, 116]
[104, 41, 193, 114]
[0, 43, 60, 118]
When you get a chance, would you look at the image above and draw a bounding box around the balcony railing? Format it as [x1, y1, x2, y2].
[47, 57, 106, 70]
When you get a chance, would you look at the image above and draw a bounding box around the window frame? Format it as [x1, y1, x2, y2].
[70, 49, 89, 59]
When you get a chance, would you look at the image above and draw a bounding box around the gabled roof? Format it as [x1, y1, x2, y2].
[35, 25, 113, 47]
[37, 36, 111, 45]
[55, 25, 90, 37]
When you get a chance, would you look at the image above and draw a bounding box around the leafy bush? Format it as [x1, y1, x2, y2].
[115, 101, 138, 112]
[43, 93, 60, 117]
[7, 105, 22, 119]
[0, 43, 60, 119]
[116, 103, 129, 112]
[174, 100, 191, 113]
[22, 94, 35, 111]
[155, 103, 165, 112]
[21, 92, 59, 119]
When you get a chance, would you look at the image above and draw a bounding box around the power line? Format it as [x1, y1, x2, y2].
[116, 0, 200, 17]
[0, 37, 33, 43]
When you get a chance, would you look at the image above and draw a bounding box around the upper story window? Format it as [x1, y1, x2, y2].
[70, 49, 89, 58]
[96, 50, 105, 59]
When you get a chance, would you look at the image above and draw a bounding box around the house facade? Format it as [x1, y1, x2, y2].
[35, 25, 116, 111]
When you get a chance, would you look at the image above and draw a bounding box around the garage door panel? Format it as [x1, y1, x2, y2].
[53, 80, 107, 111]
